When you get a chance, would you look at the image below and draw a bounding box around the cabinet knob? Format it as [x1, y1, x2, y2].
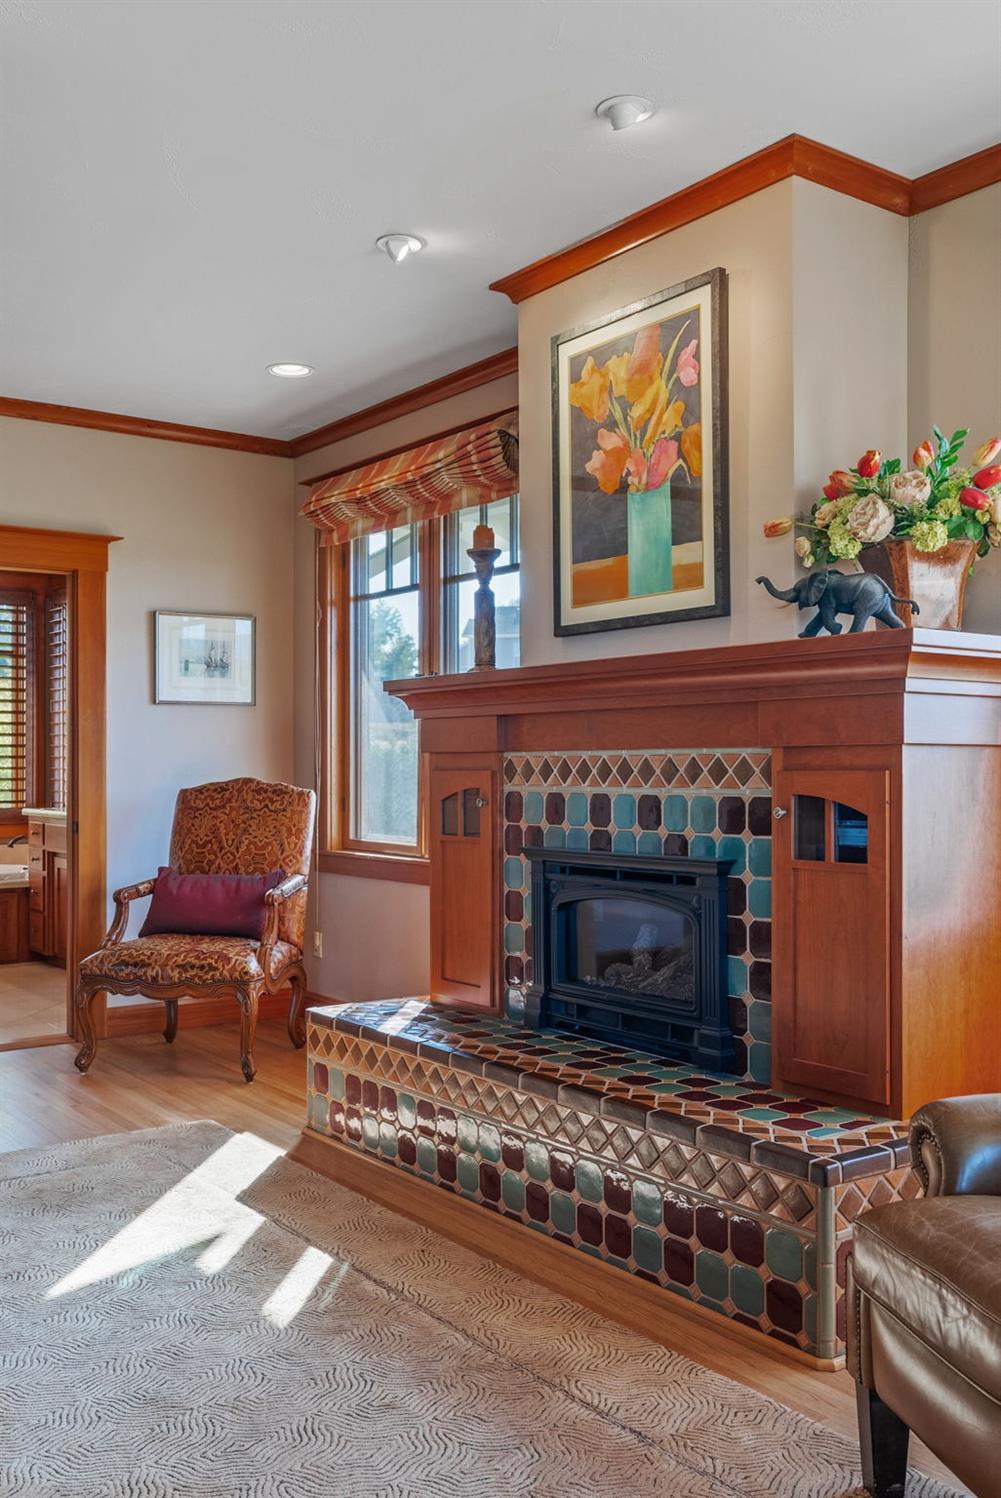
[773, 807, 788, 820]
[474, 796, 488, 808]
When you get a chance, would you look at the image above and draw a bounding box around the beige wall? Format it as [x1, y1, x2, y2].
[292, 372, 519, 1002]
[908, 184, 1001, 635]
[0, 418, 295, 947]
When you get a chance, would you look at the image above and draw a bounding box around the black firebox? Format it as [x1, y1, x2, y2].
[523, 848, 735, 1073]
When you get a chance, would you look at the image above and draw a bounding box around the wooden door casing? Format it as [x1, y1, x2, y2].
[429, 761, 499, 1011]
[773, 766, 891, 1107]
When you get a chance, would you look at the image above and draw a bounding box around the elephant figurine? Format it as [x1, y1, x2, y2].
[755, 570, 920, 636]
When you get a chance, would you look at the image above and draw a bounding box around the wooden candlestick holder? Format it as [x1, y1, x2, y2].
[465, 546, 501, 671]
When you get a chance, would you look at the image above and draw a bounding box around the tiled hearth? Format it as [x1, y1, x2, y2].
[502, 749, 773, 1081]
[305, 1001, 916, 1364]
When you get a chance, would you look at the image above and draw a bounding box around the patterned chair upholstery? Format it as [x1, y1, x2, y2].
[75, 778, 316, 1082]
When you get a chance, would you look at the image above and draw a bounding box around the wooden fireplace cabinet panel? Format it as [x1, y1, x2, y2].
[772, 766, 892, 1107]
[429, 759, 500, 1010]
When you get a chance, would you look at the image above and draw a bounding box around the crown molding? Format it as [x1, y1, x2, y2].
[289, 346, 518, 459]
[0, 395, 292, 457]
[489, 136, 1000, 303]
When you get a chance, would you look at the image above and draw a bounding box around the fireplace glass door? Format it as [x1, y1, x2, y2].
[561, 895, 695, 1009]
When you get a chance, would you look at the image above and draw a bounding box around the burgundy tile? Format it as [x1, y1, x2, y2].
[549, 1149, 575, 1192]
[526, 1182, 549, 1223]
[504, 890, 524, 922]
[416, 1099, 436, 1137]
[479, 1162, 501, 1202]
[504, 790, 523, 822]
[504, 955, 524, 985]
[545, 792, 566, 825]
[727, 877, 747, 916]
[577, 1203, 604, 1247]
[637, 794, 661, 830]
[748, 796, 772, 835]
[523, 825, 543, 848]
[504, 824, 524, 855]
[730, 1215, 765, 1266]
[590, 793, 611, 827]
[589, 829, 612, 852]
[664, 1192, 695, 1239]
[362, 1078, 379, 1111]
[695, 1204, 728, 1253]
[328, 1099, 345, 1135]
[665, 1238, 695, 1285]
[766, 1279, 804, 1334]
[313, 1062, 329, 1093]
[663, 833, 689, 858]
[379, 1086, 397, 1119]
[749, 960, 772, 1000]
[718, 797, 747, 835]
[344, 1107, 362, 1143]
[727, 917, 747, 956]
[437, 1147, 457, 1182]
[398, 1132, 417, 1166]
[344, 1073, 361, 1105]
[749, 922, 771, 959]
[603, 1169, 632, 1214]
[604, 1213, 632, 1259]
[502, 1136, 524, 1171]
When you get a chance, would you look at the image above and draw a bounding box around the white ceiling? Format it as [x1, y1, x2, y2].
[2, 0, 999, 440]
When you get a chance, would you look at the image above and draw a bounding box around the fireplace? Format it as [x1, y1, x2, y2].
[523, 849, 736, 1072]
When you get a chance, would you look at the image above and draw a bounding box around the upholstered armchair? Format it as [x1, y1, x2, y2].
[75, 777, 316, 1082]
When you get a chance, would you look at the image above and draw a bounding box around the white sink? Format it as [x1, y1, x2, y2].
[0, 865, 29, 888]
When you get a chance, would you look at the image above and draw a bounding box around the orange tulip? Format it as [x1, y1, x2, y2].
[822, 470, 854, 501]
[973, 437, 1001, 466]
[912, 440, 935, 471]
[763, 517, 793, 538]
[569, 355, 610, 423]
[680, 422, 702, 478]
[856, 449, 882, 478]
[629, 376, 667, 437]
[627, 324, 663, 384]
[649, 397, 686, 444]
[584, 429, 629, 493]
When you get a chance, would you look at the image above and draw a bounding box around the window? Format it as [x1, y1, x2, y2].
[0, 593, 33, 814]
[326, 497, 520, 864]
[46, 589, 68, 810]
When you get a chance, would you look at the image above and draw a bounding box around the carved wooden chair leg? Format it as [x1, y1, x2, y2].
[74, 982, 99, 1074]
[163, 1000, 179, 1045]
[237, 989, 259, 1083]
[287, 970, 307, 1050]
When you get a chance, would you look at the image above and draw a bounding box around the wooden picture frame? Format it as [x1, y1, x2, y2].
[154, 610, 256, 705]
[551, 267, 729, 636]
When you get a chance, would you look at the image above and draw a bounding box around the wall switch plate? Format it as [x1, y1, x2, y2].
[312, 931, 323, 959]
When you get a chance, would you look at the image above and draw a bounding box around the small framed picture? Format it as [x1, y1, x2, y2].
[154, 611, 255, 705]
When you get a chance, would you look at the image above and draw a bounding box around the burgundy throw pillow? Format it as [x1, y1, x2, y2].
[139, 867, 286, 940]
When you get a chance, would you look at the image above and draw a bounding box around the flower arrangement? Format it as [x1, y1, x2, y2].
[569, 321, 702, 496]
[764, 429, 1001, 568]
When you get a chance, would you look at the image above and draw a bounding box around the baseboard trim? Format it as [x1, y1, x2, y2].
[105, 989, 291, 1037]
[289, 1127, 843, 1374]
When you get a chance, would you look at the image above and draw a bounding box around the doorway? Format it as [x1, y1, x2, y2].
[0, 525, 115, 1054]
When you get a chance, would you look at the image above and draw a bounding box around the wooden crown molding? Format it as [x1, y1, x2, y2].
[289, 346, 518, 459]
[0, 395, 292, 458]
[489, 136, 1001, 303]
[0, 523, 122, 573]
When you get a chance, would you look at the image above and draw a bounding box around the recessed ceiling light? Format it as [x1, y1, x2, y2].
[376, 233, 425, 264]
[594, 95, 654, 132]
[266, 362, 314, 379]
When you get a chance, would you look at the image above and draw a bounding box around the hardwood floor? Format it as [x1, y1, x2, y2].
[0, 1019, 961, 1491]
[0, 959, 67, 1047]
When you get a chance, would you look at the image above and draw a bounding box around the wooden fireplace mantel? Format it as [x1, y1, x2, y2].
[387, 630, 1000, 1120]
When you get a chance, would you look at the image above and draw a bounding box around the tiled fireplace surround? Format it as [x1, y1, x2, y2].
[305, 747, 917, 1366]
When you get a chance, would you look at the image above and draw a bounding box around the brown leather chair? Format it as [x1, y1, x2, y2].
[848, 1094, 1001, 1498]
[75, 777, 316, 1083]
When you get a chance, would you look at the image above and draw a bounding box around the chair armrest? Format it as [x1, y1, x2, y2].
[258, 873, 308, 951]
[910, 1094, 1001, 1198]
[102, 878, 158, 947]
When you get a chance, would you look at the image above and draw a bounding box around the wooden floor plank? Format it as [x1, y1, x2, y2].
[0, 1020, 961, 1489]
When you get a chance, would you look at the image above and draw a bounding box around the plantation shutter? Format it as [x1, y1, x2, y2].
[0, 592, 33, 813]
[46, 588, 68, 810]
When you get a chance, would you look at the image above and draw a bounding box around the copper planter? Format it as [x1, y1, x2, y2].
[858, 537, 977, 629]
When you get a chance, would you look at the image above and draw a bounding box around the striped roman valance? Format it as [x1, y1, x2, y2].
[301, 411, 519, 543]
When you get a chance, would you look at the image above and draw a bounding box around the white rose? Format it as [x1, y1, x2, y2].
[814, 500, 840, 528]
[794, 536, 811, 559]
[889, 470, 932, 508]
[846, 493, 895, 545]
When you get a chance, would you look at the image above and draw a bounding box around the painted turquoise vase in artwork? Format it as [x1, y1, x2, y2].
[627, 478, 673, 597]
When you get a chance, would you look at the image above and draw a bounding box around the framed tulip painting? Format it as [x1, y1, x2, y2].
[551, 266, 729, 635]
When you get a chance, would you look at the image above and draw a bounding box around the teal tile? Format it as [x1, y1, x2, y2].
[457, 1152, 479, 1194]
[307, 1092, 327, 1130]
[550, 1191, 574, 1234]
[690, 835, 716, 858]
[664, 794, 688, 832]
[691, 796, 717, 833]
[501, 1172, 525, 1213]
[648, 1081, 684, 1095]
[698, 1296, 728, 1317]
[695, 1249, 728, 1301]
[667, 1282, 692, 1302]
[379, 1122, 398, 1158]
[765, 1228, 804, 1282]
[632, 1177, 663, 1226]
[748, 999, 772, 1043]
[727, 956, 749, 997]
[478, 1122, 501, 1162]
[748, 838, 772, 876]
[748, 1041, 772, 1084]
[804, 1242, 818, 1292]
[543, 826, 567, 849]
[566, 827, 589, 851]
[612, 831, 637, 854]
[504, 857, 524, 890]
[526, 1141, 550, 1184]
[738, 1106, 785, 1122]
[730, 1264, 765, 1316]
[504, 922, 523, 954]
[576, 1159, 603, 1203]
[632, 1225, 663, 1274]
[613, 793, 636, 829]
[328, 1068, 345, 1101]
[748, 878, 772, 918]
[457, 1113, 477, 1152]
[362, 1116, 379, 1151]
[567, 792, 589, 826]
[416, 1136, 436, 1175]
[523, 791, 543, 823]
[717, 836, 746, 874]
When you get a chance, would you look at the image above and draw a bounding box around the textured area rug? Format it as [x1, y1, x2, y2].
[0, 1122, 960, 1497]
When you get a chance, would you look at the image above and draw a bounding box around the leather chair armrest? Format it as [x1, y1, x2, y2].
[910, 1094, 1001, 1198]
[102, 878, 158, 947]
[258, 873, 308, 953]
